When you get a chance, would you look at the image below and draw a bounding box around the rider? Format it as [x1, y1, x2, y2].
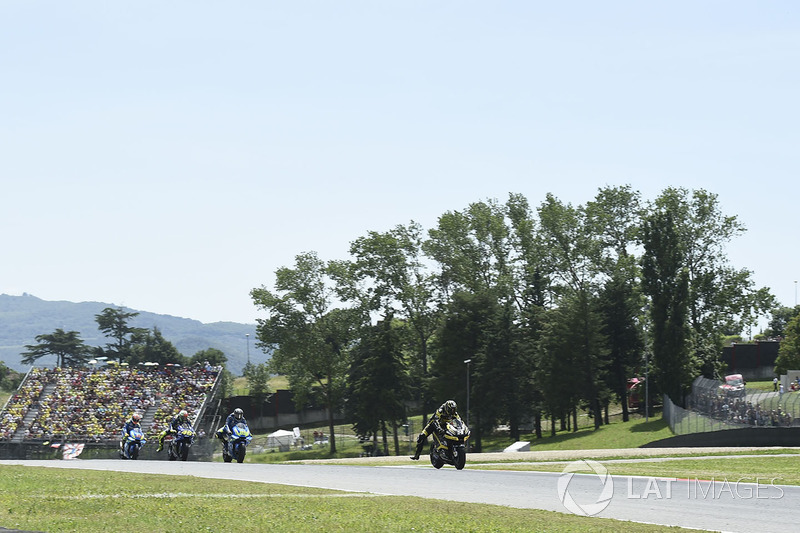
[410, 400, 461, 460]
[215, 407, 247, 446]
[120, 412, 142, 455]
[156, 409, 192, 452]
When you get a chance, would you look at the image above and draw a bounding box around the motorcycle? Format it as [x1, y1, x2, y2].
[168, 425, 196, 461]
[223, 422, 252, 463]
[120, 427, 146, 460]
[430, 418, 470, 470]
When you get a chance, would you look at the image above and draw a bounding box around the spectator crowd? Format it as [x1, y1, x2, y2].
[689, 390, 794, 427]
[0, 364, 220, 442]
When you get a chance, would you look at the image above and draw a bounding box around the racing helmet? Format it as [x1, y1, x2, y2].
[131, 413, 141, 423]
[442, 400, 457, 417]
[233, 408, 244, 420]
[179, 409, 189, 420]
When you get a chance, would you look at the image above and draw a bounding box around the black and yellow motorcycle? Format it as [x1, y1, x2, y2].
[430, 418, 470, 470]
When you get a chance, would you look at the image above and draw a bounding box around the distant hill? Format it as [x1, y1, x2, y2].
[0, 294, 267, 375]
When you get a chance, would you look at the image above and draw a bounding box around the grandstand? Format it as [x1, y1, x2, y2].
[0, 364, 223, 451]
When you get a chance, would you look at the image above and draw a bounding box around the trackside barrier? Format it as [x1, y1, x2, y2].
[664, 376, 800, 436]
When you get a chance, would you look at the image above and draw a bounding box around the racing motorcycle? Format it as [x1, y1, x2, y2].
[430, 418, 470, 470]
[120, 427, 146, 460]
[223, 421, 252, 463]
[168, 424, 196, 461]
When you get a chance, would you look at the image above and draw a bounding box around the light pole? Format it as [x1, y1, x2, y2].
[645, 351, 649, 422]
[795, 280, 797, 307]
[463, 359, 471, 429]
[246, 333, 250, 365]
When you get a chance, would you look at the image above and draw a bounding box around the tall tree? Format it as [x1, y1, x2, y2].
[598, 269, 643, 422]
[345, 222, 441, 416]
[129, 326, 186, 366]
[585, 186, 644, 422]
[766, 306, 800, 339]
[652, 188, 775, 376]
[95, 307, 146, 363]
[537, 194, 608, 427]
[775, 314, 800, 376]
[431, 290, 497, 451]
[251, 251, 364, 454]
[346, 314, 408, 456]
[21, 328, 91, 367]
[641, 209, 694, 405]
[425, 200, 533, 439]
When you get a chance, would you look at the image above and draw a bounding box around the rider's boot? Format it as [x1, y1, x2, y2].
[410, 440, 425, 460]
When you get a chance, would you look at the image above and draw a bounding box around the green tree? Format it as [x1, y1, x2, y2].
[251, 251, 365, 454]
[766, 306, 800, 339]
[585, 185, 644, 423]
[598, 269, 643, 422]
[21, 328, 91, 367]
[775, 314, 800, 375]
[95, 307, 147, 363]
[129, 326, 186, 366]
[243, 362, 272, 398]
[424, 199, 527, 440]
[0, 361, 23, 390]
[537, 194, 609, 428]
[243, 362, 272, 418]
[346, 315, 408, 456]
[346, 222, 441, 416]
[189, 348, 228, 367]
[505, 193, 549, 438]
[652, 188, 775, 376]
[641, 209, 695, 405]
[431, 290, 497, 451]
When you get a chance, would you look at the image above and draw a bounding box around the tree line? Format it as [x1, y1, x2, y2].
[252, 186, 781, 454]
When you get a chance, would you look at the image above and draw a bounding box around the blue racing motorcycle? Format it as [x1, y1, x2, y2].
[223, 422, 252, 463]
[120, 427, 146, 460]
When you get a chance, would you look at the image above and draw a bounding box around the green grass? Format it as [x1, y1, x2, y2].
[745, 380, 776, 392]
[251, 412, 674, 461]
[231, 375, 289, 396]
[514, 415, 675, 451]
[0, 465, 694, 532]
[475, 455, 800, 484]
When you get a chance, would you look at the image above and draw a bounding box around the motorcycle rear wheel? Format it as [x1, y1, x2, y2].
[429, 447, 444, 469]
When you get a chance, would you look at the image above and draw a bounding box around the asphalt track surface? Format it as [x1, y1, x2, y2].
[1, 455, 797, 533]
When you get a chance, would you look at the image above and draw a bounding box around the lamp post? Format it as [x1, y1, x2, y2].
[795, 280, 797, 307]
[464, 359, 471, 428]
[645, 350, 649, 423]
[246, 333, 250, 365]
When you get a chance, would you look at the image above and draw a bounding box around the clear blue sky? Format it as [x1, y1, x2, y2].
[1, 2, 798, 328]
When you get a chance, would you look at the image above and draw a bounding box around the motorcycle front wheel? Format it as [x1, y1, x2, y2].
[127, 443, 139, 460]
[180, 442, 190, 461]
[235, 443, 246, 463]
[454, 446, 466, 470]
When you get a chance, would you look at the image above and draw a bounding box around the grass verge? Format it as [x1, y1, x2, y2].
[473, 455, 800, 485]
[0, 465, 692, 532]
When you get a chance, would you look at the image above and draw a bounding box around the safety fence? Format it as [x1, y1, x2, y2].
[664, 376, 800, 435]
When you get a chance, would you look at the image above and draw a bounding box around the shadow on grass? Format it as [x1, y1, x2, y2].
[629, 417, 668, 433]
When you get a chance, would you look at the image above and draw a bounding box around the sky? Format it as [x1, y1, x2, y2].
[1, 2, 798, 329]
